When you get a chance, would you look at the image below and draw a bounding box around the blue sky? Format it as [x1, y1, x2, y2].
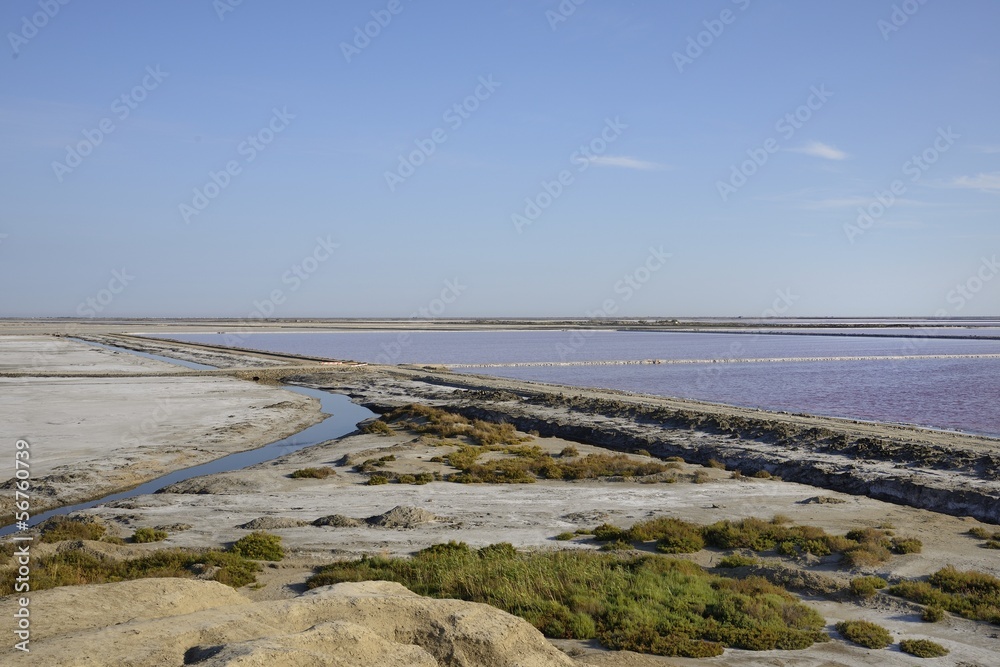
[1, 0, 998, 318]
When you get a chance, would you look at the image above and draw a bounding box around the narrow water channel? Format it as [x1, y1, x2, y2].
[1, 345, 376, 536]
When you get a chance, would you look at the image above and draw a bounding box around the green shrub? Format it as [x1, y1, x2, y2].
[361, 420, 393, 435]
[890, 566, 1000, 624]
[132, 528, 168, 544]
[983, 540, 1000, 550]
[835, 620, 892, 649]
[0, 545, 260, 591]
[290, 466, 336, 479]
[599, 540, 632, 551]
[555, 532, 576, 541]
[413, 472, 434, 485]
[306, 546, 827, 657]
[850, 576, 888, 598]
[366, 474, 389, 485]
[921, 606, 945, 622]
[705, 458, 726, 469]
[230, 532, 284, 561]
[593, 523, 628, 542]
[559, 445, 579, 457]
[717, 554, 757, 568]
[891, 537, 922, 554]
[899, 638, 949, 657]
[967, 527, 989, 539]
[39, 517, 113, 544]
[397, 474, 416, 484]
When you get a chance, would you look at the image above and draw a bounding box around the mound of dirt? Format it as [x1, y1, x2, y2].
[237, 516, 309, 530]
[366, 505, 442, 528]
[5, 578, 577, 666]
[160, 474, 262, 495]
[312, 514, 364, 528]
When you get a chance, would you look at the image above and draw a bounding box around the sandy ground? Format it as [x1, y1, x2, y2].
[0, 336, 325, 513]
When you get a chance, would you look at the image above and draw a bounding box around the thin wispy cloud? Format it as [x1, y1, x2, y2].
[587, 155, 667, 170]
[973, 145, 1000, 154]
[945, 172, 1000, 192]
[788, 141, 848, 160]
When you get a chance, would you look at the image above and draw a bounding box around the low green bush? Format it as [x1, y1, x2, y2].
[967, 527, 989, 539]
[132, 528, 168, 544]
[849, 576, 887, 598]
[306, 546, 828, 658]
[717, 554, 757, 568]
[554, 532, 576, 541]
[835, 620, 892, 649]
[290, 467, 336, 479]
[921, 606, 945, 622]
[361, 420, 393, 435]
[899, 638, 949, 658]
[39, 517, 116, 544]
[230, 532, 284, 561]
[889, 566, 1000, 624]
[366, 474, 389, 485]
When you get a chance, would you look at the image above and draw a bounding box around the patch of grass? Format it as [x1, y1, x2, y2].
[360, 420, 393, 435]
[290, 466, 336, 479]
[889, 566, 1000, 624]
[899, 638, 949, 658]
[306, 546, 828, 657]
[366, 474, 389, 486]
[983, 540, 1000, 550]
[230, 532, 284, 561]
[559, 445, 579, 457]
[354, 455, 396, 473]
[555, 532, 576, 541]
[397, 474, 416, 484]
[835, 620, 892, 649]
[922, 606, 945, 622]
[0, 546, 260, 591]
[705, 458, 726, 469]
[849, 576, 887, 598]
[692, 470, 710, 484]
[384, 404, 531, 446]
[717, 554, 757, 568]
[38, 517, 119, 544]
[132, 527, 168, 544]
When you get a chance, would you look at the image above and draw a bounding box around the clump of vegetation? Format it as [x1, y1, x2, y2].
[968, 527, 990, 539]
[921, 606, 945, 622]
[717, 554, 757, 568]
[849, 576, 888, 598]
[366, 474, 389, 486]
[230, 531, 284, 561]
[889, 566, 1000, 624]
[692, 470, 710, 484]
[39, 517, 120, 544]
[0, 546, 261, 591]
[132, 527, 168, 544]
[354, 455, 396, 473]
[361, 420, 394, 435]
[383, 404, 532, 447]
[899, 638, 949, 658]
[705, 458, 726, 469]
[835, 620, 892, 649]
[555, 532, 576, 541]
[559, 445, 579, 457]
[290, 466, 336, 479]
[983, 540, 1000, 550]
[306, 545, 828, 657]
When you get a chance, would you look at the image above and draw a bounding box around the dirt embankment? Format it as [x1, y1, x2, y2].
[295, 366, 1000, 524]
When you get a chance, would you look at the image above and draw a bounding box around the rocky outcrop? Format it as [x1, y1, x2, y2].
[0, 579, 578, 667]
